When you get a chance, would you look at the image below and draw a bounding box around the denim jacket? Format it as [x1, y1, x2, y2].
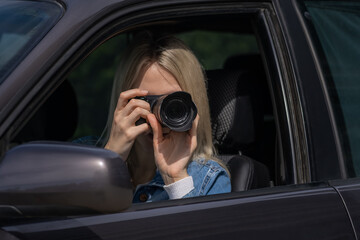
[73, 136, 231, 203]
[133, 158, 231, 203]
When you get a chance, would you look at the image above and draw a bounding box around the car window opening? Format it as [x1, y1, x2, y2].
[9, 14, 279, 202]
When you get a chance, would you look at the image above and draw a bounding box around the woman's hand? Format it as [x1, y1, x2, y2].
[105, 89, 151, 161]
[148, 114, 199, 185]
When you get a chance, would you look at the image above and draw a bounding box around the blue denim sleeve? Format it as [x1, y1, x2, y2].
[182, 159, 231, 198]
[72, 136, 101, 146]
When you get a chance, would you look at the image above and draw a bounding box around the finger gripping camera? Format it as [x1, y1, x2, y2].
[135, 91, 197, 132]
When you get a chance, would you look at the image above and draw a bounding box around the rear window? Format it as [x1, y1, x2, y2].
[0, 0, 63, 84]
[304, 1, 360, 176]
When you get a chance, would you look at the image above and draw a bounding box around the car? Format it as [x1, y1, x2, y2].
[0, 0, 360, 239]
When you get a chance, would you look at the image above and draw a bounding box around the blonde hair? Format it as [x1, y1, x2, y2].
[105, 33, 224, 168]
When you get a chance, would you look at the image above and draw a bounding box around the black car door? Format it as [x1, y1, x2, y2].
[0, 0, 358, 239]
[2, 184, 355, 239]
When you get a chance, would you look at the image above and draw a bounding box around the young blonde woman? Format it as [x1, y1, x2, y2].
[87, 33, 231, 202]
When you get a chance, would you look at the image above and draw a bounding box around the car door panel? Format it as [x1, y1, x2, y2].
[331, 178, 360, 239]
[3, 185, 355, 239]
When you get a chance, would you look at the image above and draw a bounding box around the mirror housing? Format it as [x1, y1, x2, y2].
[0, 142, 133, 216]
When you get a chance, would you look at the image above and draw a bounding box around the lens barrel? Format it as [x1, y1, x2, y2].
[153, 91, 197, 132]
[135, 91, 197, 132]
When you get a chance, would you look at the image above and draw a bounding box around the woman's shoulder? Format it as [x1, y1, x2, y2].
[187, 157, 231, 195]
[187, 157, 228, 175]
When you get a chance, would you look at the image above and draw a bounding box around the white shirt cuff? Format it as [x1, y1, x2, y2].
[163, 176, 194, 199]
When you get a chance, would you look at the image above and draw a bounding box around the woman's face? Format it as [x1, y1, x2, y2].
[133, 62, 182, 153]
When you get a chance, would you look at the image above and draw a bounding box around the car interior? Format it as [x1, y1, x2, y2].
[10, 13, 280, 196]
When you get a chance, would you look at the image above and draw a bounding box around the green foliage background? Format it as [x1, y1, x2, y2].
[68, 31, 259, 140]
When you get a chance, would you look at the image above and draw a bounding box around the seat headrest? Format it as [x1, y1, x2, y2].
[206, 69, 263, 155]
[224, 54, 264, 73]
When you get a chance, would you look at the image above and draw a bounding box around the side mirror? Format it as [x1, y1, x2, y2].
[0, 142, 133, 216]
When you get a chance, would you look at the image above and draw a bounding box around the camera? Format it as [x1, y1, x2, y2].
[134, 91, 197, 132]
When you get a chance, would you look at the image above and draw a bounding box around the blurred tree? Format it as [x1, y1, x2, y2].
[68, 35, 127, 140]
[177, 31, 258, 69]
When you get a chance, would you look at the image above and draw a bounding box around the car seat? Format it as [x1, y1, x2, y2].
[224, 53, 277, 182]
[206, 68, 271, 192]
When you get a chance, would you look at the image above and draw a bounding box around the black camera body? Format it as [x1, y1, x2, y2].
[135, 91, 197, 132]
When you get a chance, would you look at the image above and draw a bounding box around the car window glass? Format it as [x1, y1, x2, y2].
[304, 1, 360, 176]
[0, 0, 63, 84]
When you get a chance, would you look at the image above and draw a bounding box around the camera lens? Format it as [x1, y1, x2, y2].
[134, 92, 197, 132]
[158, 92, 197, 132]
[163, 99, 189, 122]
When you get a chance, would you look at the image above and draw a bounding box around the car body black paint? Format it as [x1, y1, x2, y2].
[0, 0, 360, 239]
